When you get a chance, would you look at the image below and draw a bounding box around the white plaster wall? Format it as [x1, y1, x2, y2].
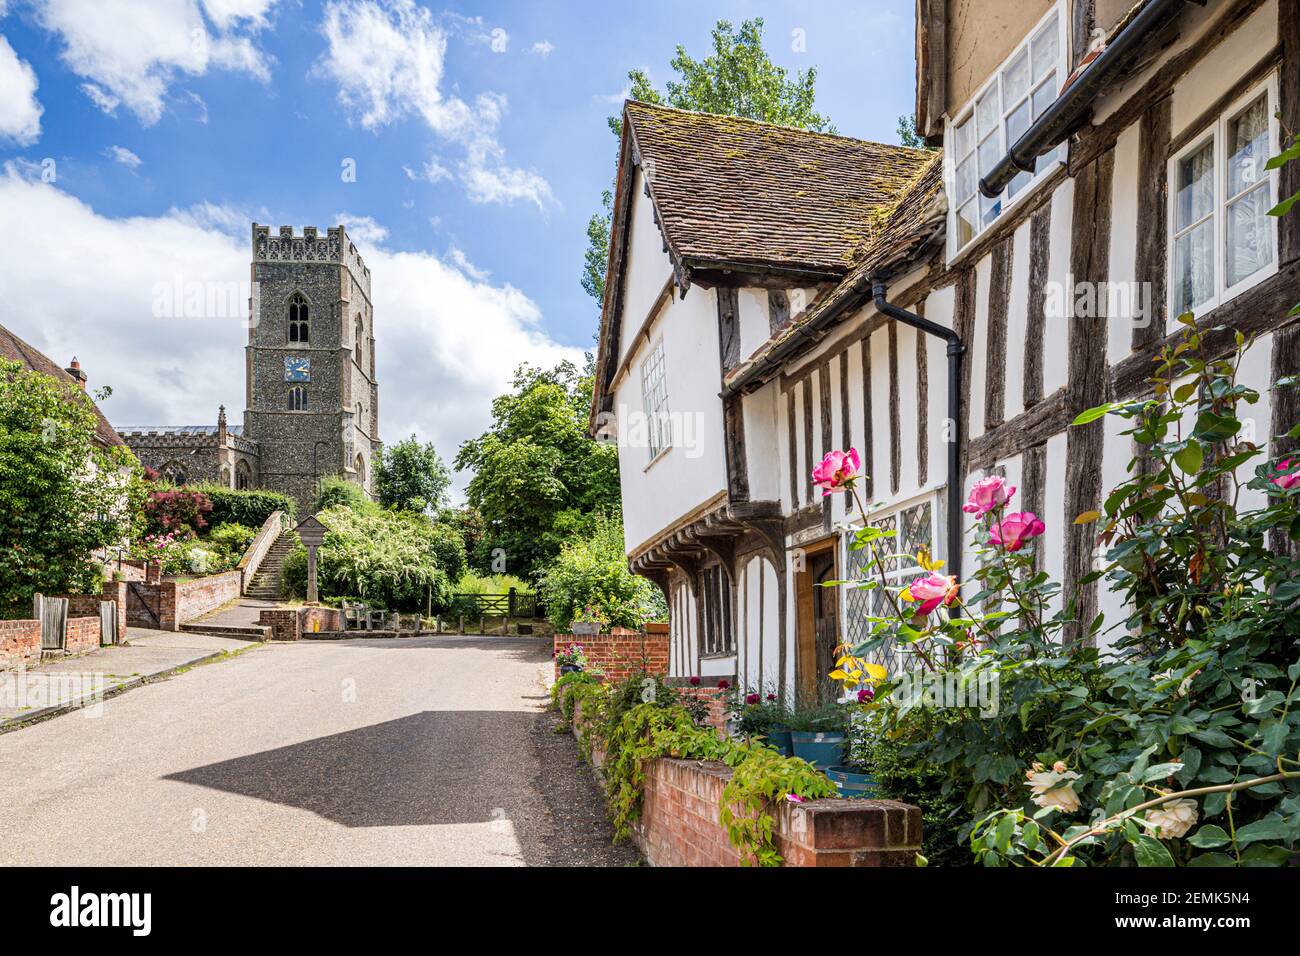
[1004, 218, 1032, 418]
[1170, 0, 1277, 141]
[737, 289, 769, 361]
[1042, 178, 1075, 396]
[1107, 122, 1141, 366]
[1238, 332, 1275, 514]
[743, 381, 781, 503]
[618, 170, 673, 366]
[1042, 431, 1069, 617]
[896, 323, 921, 496]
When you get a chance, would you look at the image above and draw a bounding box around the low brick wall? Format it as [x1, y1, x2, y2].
[300, 607, 343, 634]
[64, 616, 101, 653]
[50, 583, 128, 645]
[0, 620, 40, 671]
[128, 571, 242, 631]
[570, 699, 921, 867]
[554, 626, 669, 682]
[259, 609, 299, 642]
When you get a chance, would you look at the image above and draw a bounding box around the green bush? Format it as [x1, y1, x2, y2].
[539, 513, 665, 631]
[191, 484, 294, 527]
[207, 522, 257, 553]
[454, 571, 533, 595]
[315, 475, 368, 512]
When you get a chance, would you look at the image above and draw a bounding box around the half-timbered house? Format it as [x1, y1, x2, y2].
[590, 0, 1299, 701]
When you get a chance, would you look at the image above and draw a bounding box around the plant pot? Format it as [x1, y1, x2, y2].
[826, 766, 880, 799]
[559, 663, 583, 675]
[763, 727, 794, 757]
[790, 731, 846, 770]
[571, 622, 600, 636]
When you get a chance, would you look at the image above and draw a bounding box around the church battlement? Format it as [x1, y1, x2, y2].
[252, 223, 371, 296]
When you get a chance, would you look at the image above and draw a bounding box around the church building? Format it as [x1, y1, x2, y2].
[120, 224, 381, 511]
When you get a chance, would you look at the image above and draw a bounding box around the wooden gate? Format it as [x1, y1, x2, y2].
[99, 600, 118, 645]
[128, 582, 160, 628]
[35, 593, 68, 651]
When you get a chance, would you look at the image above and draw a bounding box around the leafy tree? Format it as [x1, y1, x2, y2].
[0, 359, 144, 613]
[539, 513, 666, 632]
[455, 360, 620, 581]
[375, 435, 451, 513]
[896, 113, 937, 150]
[584, 18, 833, 302]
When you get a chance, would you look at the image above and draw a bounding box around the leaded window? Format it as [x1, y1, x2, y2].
[699, 564, 734, 656]
[288, 293, 310, 343]
[641, 339, 670, 460]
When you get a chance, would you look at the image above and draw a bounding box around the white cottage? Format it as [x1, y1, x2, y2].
[591, 0, 1299, 702]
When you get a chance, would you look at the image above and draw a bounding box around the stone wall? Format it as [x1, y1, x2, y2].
[0, 620, 40, 671]
[554, 625, 670, 683]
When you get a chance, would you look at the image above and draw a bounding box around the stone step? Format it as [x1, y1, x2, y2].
[179, 623, 271, 641]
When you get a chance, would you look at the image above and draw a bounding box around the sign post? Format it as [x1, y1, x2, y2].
[294, 515, 329, 606]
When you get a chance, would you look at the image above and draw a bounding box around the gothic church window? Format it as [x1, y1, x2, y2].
[160, 461, 188, 484]
[235, 460, 252, 490]
[288, 293, 310, 343]
[288, 385, 308, 411]
[355, 315, 365, 368]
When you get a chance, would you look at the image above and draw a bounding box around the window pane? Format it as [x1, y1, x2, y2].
[978, 133, 1001, 178]
[1226, 183, 1275, 286]
[977, 90, 999, 139]
[952, 117, 974, 158]
[1008, 168, 1032, 198]
[1003, 49, 1030, 105]
[980, 192, 1002, 229]
[955, 156, 976, 205]
[1226, 96, 1269, 199]
[1174, 219, 1215, 314]
[1031, 17, 1058, 82]
[1006, 99, 1031, 146]
[1031, 74, 1056, 119]
[1175, 141, 1214, 231]
[1036, 142, 1063, 175]
[957, 199, 978, 247]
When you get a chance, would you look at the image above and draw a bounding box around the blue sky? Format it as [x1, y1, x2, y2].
[0, 0, 917, 488]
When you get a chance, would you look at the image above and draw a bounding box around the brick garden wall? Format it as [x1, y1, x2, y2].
[64, 616, 101, 653]
[554, 626, 669, 682]
[259, 609, 299, 642]
[51, 583, 128, 644]
[300, 607, 343, 634]
[127, 572, 242, 631]
[0, 620, 40, 671]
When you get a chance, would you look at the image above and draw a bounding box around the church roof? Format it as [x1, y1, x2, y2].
[116, 424, 245, 437]
[0, 323, 125, 449]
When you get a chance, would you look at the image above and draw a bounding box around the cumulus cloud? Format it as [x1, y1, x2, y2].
[530, 40, 554, 57]
[104, 145, 142, 168]
[0, 169, 581, 496]
[315, 0, 554, 210]
[0, 35, 42, 145]
[34, 0, 275, 126]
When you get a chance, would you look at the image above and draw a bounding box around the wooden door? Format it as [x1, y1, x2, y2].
[795, 543, 838, 704]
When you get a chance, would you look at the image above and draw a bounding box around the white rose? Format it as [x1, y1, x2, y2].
[1146, 798, 1198, 839]
[1026, 767, 1083, 813]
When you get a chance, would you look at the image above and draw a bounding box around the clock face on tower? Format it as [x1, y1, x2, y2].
[284, 357, 310, 382]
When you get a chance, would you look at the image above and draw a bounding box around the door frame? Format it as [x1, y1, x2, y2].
[792, 534, 839, 705]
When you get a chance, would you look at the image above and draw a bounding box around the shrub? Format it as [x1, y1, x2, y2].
[539, 513, 665, 631]
[454, 571, 533, 595]
[315, 475, 367, 512]
[207, 522, 257, 553]
[143, 488, 212, 536]
[190, 484, 294, 527]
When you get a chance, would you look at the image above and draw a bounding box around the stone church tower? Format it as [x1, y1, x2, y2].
[118, 223, 381, 512]
[245, 224, 381, 510]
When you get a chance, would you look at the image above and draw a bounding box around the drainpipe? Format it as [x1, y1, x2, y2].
[871, 278, 965, 582]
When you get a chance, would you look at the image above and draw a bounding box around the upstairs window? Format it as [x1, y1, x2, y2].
[948, 6, 1066, 253]
[288, 385, 308, 411]
[1168, 75, 1278, 319]
[288, 293, 310, 343]
[641, 339, 670, 461]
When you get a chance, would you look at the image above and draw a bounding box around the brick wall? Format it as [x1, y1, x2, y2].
[300, 607, 343, 634]
[570, 697, 922, 867]
[674, 684, 730, 733]
[259, 609, 299, 642]
[50, 583, 128, 644]
[554, 626, 669, 682]
[64, 616, 101, 653]
[171, 572, 241, 628]
[0, 620, 40, 671]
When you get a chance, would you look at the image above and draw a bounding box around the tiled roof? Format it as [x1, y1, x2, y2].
[0, 323, 125, 449]
[117, 424, 244, 437]
[723, 151, 948, 389]
[624, 101, 934, 277]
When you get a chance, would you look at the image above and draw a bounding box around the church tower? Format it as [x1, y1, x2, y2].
[245, 224, 380, 512]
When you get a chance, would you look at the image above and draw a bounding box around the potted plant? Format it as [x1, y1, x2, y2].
[570, 604, 606, 636]
[826, 693, 881, 798]
[731, 689, 793, 755]
[555, 642, 587, 675]
[787, 701, 849, 770]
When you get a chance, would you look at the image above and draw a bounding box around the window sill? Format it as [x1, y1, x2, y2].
[697, 652, 736, 662]
[643, 446, 672, 473]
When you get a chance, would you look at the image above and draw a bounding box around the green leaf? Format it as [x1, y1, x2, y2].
[1072, 403, 1117, 426]
[1130, 833, 1176, 867]
[1187, 824, 1231, 849]
[1174, 442, 1204, 475]
[1233, 814, 1291, 846]
[1268, 189, 1300, 218]
[1190, 727, 1234, 749]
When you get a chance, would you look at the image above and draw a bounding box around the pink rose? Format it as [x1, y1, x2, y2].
[812, 448, 861, 496]
[689, 676, 701, 686]
[963, 475, 1016, 515]
[745, 693, 760, 706]
[1272, 459, 1300, 491]
[717, 679, 730, 690]
[990, 512, 1046, 552]
[856, 687, 874, 703]
[906, 571, 960, 615]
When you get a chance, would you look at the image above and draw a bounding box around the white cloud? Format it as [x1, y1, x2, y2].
[315, 0, 554, 210]
[34, 0, 275, 126]
[530, 40, 554, 58]
[0, 169, 582, 497]
[332, 211, 388, 245]
[0, 35, 42, 146]
[104, 145, 142, 168]
[0, 1, 9, 18]
[446, 246, 489, 281]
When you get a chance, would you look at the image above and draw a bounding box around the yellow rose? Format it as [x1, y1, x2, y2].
[1026, 767, 1082, 813]
[1146, 798, 1198, 840]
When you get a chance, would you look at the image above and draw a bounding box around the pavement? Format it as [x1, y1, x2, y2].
[0, 628, 256, 729]
[0, 634, 638, 867]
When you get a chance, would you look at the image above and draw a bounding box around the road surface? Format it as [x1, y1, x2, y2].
[0, 635, 636, 866]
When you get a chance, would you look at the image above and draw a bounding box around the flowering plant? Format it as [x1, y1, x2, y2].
[555, 643, 587, 668]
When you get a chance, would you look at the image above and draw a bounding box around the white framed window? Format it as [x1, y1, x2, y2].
[640, 338, 670, 461]
[841, 489, 944, 674]
[1167, 74, 1279, 321]
[946, 5, 1066, 255]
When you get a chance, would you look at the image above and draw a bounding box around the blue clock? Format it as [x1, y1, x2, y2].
[284, 357, 310, 382]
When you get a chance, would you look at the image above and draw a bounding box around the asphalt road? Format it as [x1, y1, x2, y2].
[0, 635, 637, 867]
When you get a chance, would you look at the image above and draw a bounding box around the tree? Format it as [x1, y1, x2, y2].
[896, 113, 937, 150]
[539, 512, 666, 632]
[583, 18, 833, 302]
[454, 360, 620, 581]
[0, 359, 144, 614]
[375, 435, 450, 513]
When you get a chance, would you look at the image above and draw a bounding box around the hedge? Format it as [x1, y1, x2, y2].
[190, 484, 295, 527]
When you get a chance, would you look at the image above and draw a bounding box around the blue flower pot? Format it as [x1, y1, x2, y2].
[827, 766, 880, 799]
[763, 727, 794, 756]
[790, 731, 845, 770]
